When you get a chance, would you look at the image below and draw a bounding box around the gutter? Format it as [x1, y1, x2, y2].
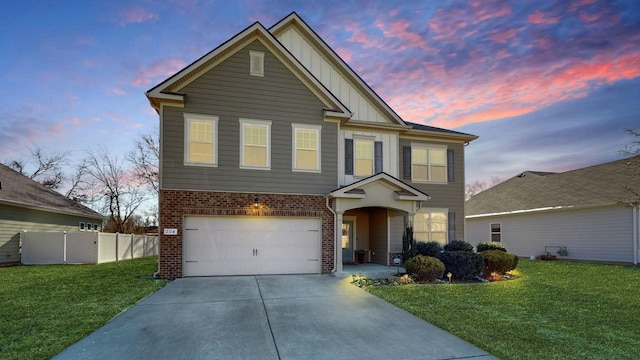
[325, 196, 337, 274]
[634, 205, 639, 265]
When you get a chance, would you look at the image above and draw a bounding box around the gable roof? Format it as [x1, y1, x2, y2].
[0, 163, 104, 219]
[329, 172, 430, 201]
[146, 19, 350, 119]
[466, 156, 640, 217]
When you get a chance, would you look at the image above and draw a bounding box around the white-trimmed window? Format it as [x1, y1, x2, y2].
[79, 222, 85, 231]
[414, 210, 448, 245]
[184, 113, 218, 166]
[354, 138, 374, 177]
[491, 223, 502, 242]
[292, 124, 321, 172]
[411, 144, 447, 183]
[240, 119, 271, 169]
[249, 50, 264, 77]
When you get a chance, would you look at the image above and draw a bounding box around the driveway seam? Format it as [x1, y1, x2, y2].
[255, 276, 282, 360]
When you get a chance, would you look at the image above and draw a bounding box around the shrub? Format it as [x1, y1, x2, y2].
[415, 241, 444, 257]
[437, 251, 484, 280]
[444, 240, 474, 252]
[476, 242, 507, 253]
[480, 250, 518, 276]
[404, 255, 445, 281]
[537, 252, 556, 260]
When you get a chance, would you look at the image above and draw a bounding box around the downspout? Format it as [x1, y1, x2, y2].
[326, 196, 337, 274]
[634, 205, 639, 265]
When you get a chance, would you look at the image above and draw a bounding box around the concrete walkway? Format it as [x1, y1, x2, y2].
[54, 275, 498, 360]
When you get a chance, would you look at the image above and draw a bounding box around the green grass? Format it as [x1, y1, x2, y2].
[0, 256, 167, 360]
[367, 260, 640, 359]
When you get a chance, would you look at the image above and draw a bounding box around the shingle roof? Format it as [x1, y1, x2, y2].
[466, 156, 640, 216]
[405, 121, 477, 138]
[0, 163, 104, 219]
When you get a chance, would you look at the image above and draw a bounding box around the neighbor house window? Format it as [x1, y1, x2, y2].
[184, 113, 218, 166]
[79, 222, 85, 231]
[93, 223, 99, 232]
[411, 145, 447, 183]
[292, 124, 321, 172]
[414, 210, 447, 245]
[491, 223, 502, 242]
[240, 119, 271, 169]
[249, 50, 264, 77]
[354, 138, 374, 177]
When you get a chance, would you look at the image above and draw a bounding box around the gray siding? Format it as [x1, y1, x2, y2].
[399, 140, 466, 240]
[161, 40, 338, 194]
[0, 204, 101, 264]
[466, 205, 635, 263]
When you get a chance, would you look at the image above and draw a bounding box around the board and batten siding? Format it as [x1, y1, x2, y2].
[466, 205, 635, 263]
[276, 26, 390, 124]
[338, 129, 399, 186]
[398, 139, 466, 241]
[161, 40, 338, 194]
[0, 204, 101, 264]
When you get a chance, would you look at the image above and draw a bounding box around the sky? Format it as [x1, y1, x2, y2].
[1, 0, 639, 188]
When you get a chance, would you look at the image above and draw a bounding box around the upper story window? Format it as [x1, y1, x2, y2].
[414, 210, 448, 245]
[411, 145, 447, 183]
[184, 113, 218, 166]
[292, 124, 321, 172]
[249, 50, 264, 77]
[354, 139, 374, 177]
[491, 223, 502, 242]
[240, 118, 271, 170]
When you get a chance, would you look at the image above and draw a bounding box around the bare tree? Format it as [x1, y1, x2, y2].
[126, 130, 159, 194]
[465, 176, 504, 200]
[5, 145, 68, 190]
[84, 148, 148, 233]
[620, 129, 640, 200]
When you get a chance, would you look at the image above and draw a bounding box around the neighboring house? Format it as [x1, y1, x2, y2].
[0, 163, 104, 265]
[146, 12, 477, 278]
[466, 157, 640, 264]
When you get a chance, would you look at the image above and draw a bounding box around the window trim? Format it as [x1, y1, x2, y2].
[291, 123, 321, 173]
[239, 118, 271, 170]
[410, 143, 448, 184]
[491, 223, 502, 242]
[353, 137, 375, 178]
[249, 50, 264, 77]
[184, 113, 218, 167]
[413, 209, 449, 245]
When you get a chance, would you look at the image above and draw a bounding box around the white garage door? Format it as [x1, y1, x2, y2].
[183, 216, 322, 276]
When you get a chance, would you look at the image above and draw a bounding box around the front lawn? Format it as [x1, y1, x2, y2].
[0, 256, 167, 360]
[367, 259, 640, 359]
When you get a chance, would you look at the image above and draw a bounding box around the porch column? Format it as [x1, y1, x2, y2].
[336, 211, 344, 273]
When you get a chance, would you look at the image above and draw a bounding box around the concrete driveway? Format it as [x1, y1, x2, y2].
[54, 275, 498, 360]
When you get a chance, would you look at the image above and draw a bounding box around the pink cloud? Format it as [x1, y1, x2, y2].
[528, 11, 560, 25]
[131, 58, 186, 87]
[375, 18, 429, 51]
[110, 87, 127, 95]
[490, 28, 518, 43]
[117, 7, 158, 26]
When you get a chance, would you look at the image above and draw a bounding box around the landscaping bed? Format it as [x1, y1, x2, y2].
[0, 256, 167, 360]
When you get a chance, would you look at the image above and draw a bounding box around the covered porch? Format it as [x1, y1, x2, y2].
[328, 172, 430, 273]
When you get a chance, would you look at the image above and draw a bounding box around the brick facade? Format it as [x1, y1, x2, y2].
[159, 189, 335, 279]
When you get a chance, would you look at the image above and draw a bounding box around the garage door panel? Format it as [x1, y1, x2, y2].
[183, 216, 322, 276]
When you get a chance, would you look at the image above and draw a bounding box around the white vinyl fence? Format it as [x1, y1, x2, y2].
[21, 231, 158, 265]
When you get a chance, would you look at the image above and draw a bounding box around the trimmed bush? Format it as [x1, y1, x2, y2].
[437, 251, 484, 280]
[416, 241, 444, 257]
[404, 255, 445, 281]
[444, 240, 474, 252]
[476, 242, 507, 253]
[480, 250, 518, 276]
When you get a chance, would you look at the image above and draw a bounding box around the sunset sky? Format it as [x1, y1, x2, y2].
[1, 0, 639, 187]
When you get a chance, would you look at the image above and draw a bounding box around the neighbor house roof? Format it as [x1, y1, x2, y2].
[0, 163, 104, 219]
[466, 156, 640, 217]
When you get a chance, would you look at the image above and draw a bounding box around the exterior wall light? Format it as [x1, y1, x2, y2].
[254, 197, 259, 208]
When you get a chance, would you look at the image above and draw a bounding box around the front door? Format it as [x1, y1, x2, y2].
[341, 220, 354, 263]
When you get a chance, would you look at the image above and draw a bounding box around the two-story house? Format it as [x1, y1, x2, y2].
[146, 12, 477, 279]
